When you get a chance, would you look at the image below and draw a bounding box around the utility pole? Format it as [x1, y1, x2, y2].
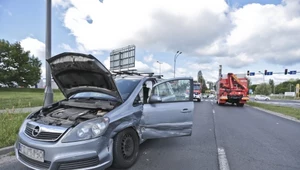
[157, 61, 162, 75]
[44, 0, 53, 106]
[219, 65, 222, 79]
[174, 51, 182, 78]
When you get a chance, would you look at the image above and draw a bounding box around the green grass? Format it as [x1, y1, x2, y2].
[270, 96, 300, 100]
[0, 112, 30, 148]
[247, 101, 300, 120]
[0, 88, 65, 109]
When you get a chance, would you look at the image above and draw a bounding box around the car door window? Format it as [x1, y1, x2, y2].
[133, 80, 154, 106]
[152, 79, 191, 102]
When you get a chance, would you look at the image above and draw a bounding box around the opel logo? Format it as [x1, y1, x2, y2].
[32, 126, 40, 137]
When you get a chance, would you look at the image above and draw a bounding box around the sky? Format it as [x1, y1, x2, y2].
[0, 0, 300, 85]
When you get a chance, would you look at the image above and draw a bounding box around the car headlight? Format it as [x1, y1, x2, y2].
[62, 117, 109, 143]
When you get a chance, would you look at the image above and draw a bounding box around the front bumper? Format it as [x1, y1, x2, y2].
[193, 94, 201, 99]
[15, 130, 113, 170]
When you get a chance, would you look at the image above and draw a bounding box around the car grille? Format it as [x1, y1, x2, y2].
[25, 126, 62, 141]
[19, 152, 51, 169]
[58, 156, 100, 170]
[24, 122, 66, 142]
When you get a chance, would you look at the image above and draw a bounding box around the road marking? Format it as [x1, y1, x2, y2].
[213, 109, 215, 114]
[218, 147, 230, 170]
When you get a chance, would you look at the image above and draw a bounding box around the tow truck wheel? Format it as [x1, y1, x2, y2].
[237, 103, 244, 107]
[112, 128, 139, 169]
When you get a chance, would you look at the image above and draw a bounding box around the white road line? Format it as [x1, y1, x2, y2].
[213, 109, 215, 114]
[218, 147, 230, 170]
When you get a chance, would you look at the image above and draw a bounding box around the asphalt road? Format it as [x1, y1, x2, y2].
[1, 100, 300, 170]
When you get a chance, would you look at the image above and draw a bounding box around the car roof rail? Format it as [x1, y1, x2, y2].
[112, 70, 155, 77]
[153, 75, 164, 79]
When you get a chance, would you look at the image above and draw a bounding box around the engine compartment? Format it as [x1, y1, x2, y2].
[29, 100, 114, 127]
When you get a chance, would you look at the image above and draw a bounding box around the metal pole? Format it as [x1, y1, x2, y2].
[219, 65, 222, 78]
[44, 0, 53, 106]
[159, 64, 161, 75]
[174, 56, 176, 78]
[174, 51, 181, 78]
[157, 61, 162, 75]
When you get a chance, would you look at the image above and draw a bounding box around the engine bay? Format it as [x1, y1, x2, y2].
[29, 100, 115, 127]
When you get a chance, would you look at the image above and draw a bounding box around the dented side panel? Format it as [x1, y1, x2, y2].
[140, 101, 194, 140]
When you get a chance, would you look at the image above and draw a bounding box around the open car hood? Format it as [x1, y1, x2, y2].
[47, 52, 123, 102]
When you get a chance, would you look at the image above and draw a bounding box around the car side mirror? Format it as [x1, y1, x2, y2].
[149, 95, 162, 103]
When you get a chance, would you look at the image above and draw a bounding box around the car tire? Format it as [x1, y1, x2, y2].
[112, 128, 139, 169]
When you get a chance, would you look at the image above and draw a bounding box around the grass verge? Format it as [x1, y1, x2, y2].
[247, 101, 300, 120]
[270, 96, 300, 100]
[0, 112, 30, 148]
[0, 89, 64, 109]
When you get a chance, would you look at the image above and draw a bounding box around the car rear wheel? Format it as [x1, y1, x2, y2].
[112, 128, 139, 169]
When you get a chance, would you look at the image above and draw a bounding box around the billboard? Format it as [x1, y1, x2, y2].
[110, 45, 135, 71]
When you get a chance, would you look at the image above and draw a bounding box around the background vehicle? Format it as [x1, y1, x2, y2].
[193, 81, 202, 102]
[254, 95, 270, 101]
[216, 73, 249, 107]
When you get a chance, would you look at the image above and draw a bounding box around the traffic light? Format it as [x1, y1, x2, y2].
[247, 70, 250, 76]
[264, 70, 267, 75]
[285, 69, 288, 75]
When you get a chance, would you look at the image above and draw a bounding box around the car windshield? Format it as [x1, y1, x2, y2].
[70, 78, 141, 101]
[194, 85, 200, 90]
[115, 78, 141, 100]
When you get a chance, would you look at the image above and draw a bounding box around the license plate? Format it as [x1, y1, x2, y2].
[19, 143, 44, 162]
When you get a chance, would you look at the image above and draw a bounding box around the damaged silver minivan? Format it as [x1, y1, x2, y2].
[14, 52, 194, 170]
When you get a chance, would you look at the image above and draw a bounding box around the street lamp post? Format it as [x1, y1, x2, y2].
[44, 0, 53, 106]
[174, 51, 182, 78]
[157, 61, 162, 75]
[258, 71, 265, 83]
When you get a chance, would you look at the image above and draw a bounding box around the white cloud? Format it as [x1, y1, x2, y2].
[52, 0, 71, 8]
[144, 54, 153, 62]
[59, 43, 104, 55]
[20, 37, 45, 60]
[59, 43, 74, 51]
[225, 0, 300, 66]
[51, 0, 300, 85]
[55, 0, 300, 69]
[20, 37, 46, 78]
[58, 0, 230, 52]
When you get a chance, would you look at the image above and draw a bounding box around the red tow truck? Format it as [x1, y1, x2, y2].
[216, 73, 249, 107]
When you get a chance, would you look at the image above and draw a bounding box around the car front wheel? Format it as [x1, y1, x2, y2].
[112, 128, 139, 169]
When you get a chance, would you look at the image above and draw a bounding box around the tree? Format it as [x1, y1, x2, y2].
[198, 74, 208, 93]
[275, 79, 300, 94]
[255, 83, 272, 95]
[0, 39, 42, 87]
[269, 79, 275, 94]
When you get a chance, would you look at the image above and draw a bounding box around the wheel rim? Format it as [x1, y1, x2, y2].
[121, 134, 134, 160]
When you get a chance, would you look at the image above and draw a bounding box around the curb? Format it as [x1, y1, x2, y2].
[0, 146, 14, 156]
[246, 104, 300, 123]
